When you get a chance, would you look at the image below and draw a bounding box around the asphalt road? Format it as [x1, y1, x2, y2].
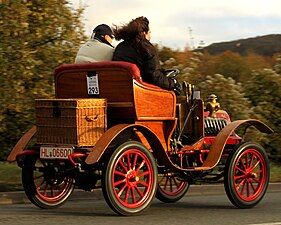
[0, 183, 280, 225]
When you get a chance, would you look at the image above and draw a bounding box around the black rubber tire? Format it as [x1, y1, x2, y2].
[224, 142, 270, 208]
[22, 155, 75, 209]
[102, 141, 158, 216]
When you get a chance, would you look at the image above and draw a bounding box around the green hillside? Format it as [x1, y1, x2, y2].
[203, 34, 281, 56]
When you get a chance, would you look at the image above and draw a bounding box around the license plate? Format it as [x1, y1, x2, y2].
[40, 146, 74, 159]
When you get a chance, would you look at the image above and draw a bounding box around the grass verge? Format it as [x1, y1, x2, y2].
[0, 161, 22, 191]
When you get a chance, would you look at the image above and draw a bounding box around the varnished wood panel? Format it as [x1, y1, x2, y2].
[133, 80, 176, 120]
[135, 120, 176, 151]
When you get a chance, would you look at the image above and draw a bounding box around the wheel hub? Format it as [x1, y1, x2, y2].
[126, 170, 139, 186]
[245, 168, 257, 180]
[44, 167, 65, 186]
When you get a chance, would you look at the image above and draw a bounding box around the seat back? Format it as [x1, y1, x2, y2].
[55, 62, 141, 126]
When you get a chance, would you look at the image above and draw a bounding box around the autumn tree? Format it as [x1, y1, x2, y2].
[244, 56, 281, 162]
[198, 74, 253, 121]
[0, 0, 86, 160]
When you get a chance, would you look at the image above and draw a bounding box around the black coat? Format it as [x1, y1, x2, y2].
[112, 39, 175, 90]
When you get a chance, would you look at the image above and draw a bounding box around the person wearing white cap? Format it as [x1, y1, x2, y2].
[75, 24, 114, 63]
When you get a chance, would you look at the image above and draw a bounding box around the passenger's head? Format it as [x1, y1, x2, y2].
[113, 16, 151, 42]
[92, 24, 114, 44]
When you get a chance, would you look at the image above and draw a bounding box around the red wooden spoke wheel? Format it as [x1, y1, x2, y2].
[102, 141, 157, 216]
[224, 142, 270, 208]
[156, 172, 189, 203]
[22, 154, 74, 208]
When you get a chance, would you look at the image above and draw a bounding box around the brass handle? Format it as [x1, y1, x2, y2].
[85, 115, 99, 122]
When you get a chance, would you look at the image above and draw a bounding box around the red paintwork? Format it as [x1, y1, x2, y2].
[204, 134, 242, 146]
[233, 148, 267, 201]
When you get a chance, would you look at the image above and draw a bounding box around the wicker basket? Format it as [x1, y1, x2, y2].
[35, 98, 107, 146]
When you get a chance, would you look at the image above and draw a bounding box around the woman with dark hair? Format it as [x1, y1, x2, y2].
[112, 16, 181, 94]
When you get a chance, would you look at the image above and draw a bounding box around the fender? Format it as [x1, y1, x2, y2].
[197, 119, 273, 171]
[7, 126, 37, 162]
[86, 119, 273, 171]
[85, 123, 180, 169]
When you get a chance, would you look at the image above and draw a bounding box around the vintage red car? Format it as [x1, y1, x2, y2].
[7, 61, 273, 216]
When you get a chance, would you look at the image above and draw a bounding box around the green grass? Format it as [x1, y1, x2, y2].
[0, 161, 23, 191]
[0, 161, 280, 192]
[269, 162, 281, 182]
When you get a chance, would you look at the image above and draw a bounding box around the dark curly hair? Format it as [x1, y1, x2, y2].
[113, 17, 151, 57]
[113, 16, 149, 41]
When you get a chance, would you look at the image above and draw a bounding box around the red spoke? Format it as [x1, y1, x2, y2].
[249, 180, 257, 193]
[234, 174, 245, 181]
[138, 171, 149, 178]
[136, 160, 145, 172]
[114, 170, 126, 177]
[239, 157, 247, 171]
[245, 152, 249, 168]
[117, 183, 128, 197]
[132, 153, 138, 170]
[247, 181, 250, 197]
[235, 165, 246, 174]
[114, 178, 126, 187]
[135, 186, 144, 198]
[163, 176, 169, 190]
[249, 153, 255, 169]
[131, 187, 137, 204]
[253, 178, 262, 184]
[254, 169, 262, 174]
[159, 175, 165, 185]
[126, 152, 131, 170]
[240, 179, 246, 196]
[119, 160, 129, 173]
[172, 177, 180, 188]
[138, 181, 149, 187]
[251, 160, 261, 171]
[236, 177, 245, 189]
[169, 178, 173, 192]
[124, 186, 130, 204]
[51, 186, 55, 197]
[43, 183, 48, 196]
[234, 165, 246, 174]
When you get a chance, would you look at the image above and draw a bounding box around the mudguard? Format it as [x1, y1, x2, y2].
[198, 119, 273, 171]
[85, 123, 180, 169]
[7, 126, 37, 162]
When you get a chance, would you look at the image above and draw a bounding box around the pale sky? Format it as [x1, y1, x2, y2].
[69, 0, 281, 49]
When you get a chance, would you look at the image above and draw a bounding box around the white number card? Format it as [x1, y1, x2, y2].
[87, 73, 99, 95]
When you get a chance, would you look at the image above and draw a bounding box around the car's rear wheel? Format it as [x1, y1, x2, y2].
[22, 154, 74, 208]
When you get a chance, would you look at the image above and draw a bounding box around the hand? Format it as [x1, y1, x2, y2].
[173, 79, 182, 96]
